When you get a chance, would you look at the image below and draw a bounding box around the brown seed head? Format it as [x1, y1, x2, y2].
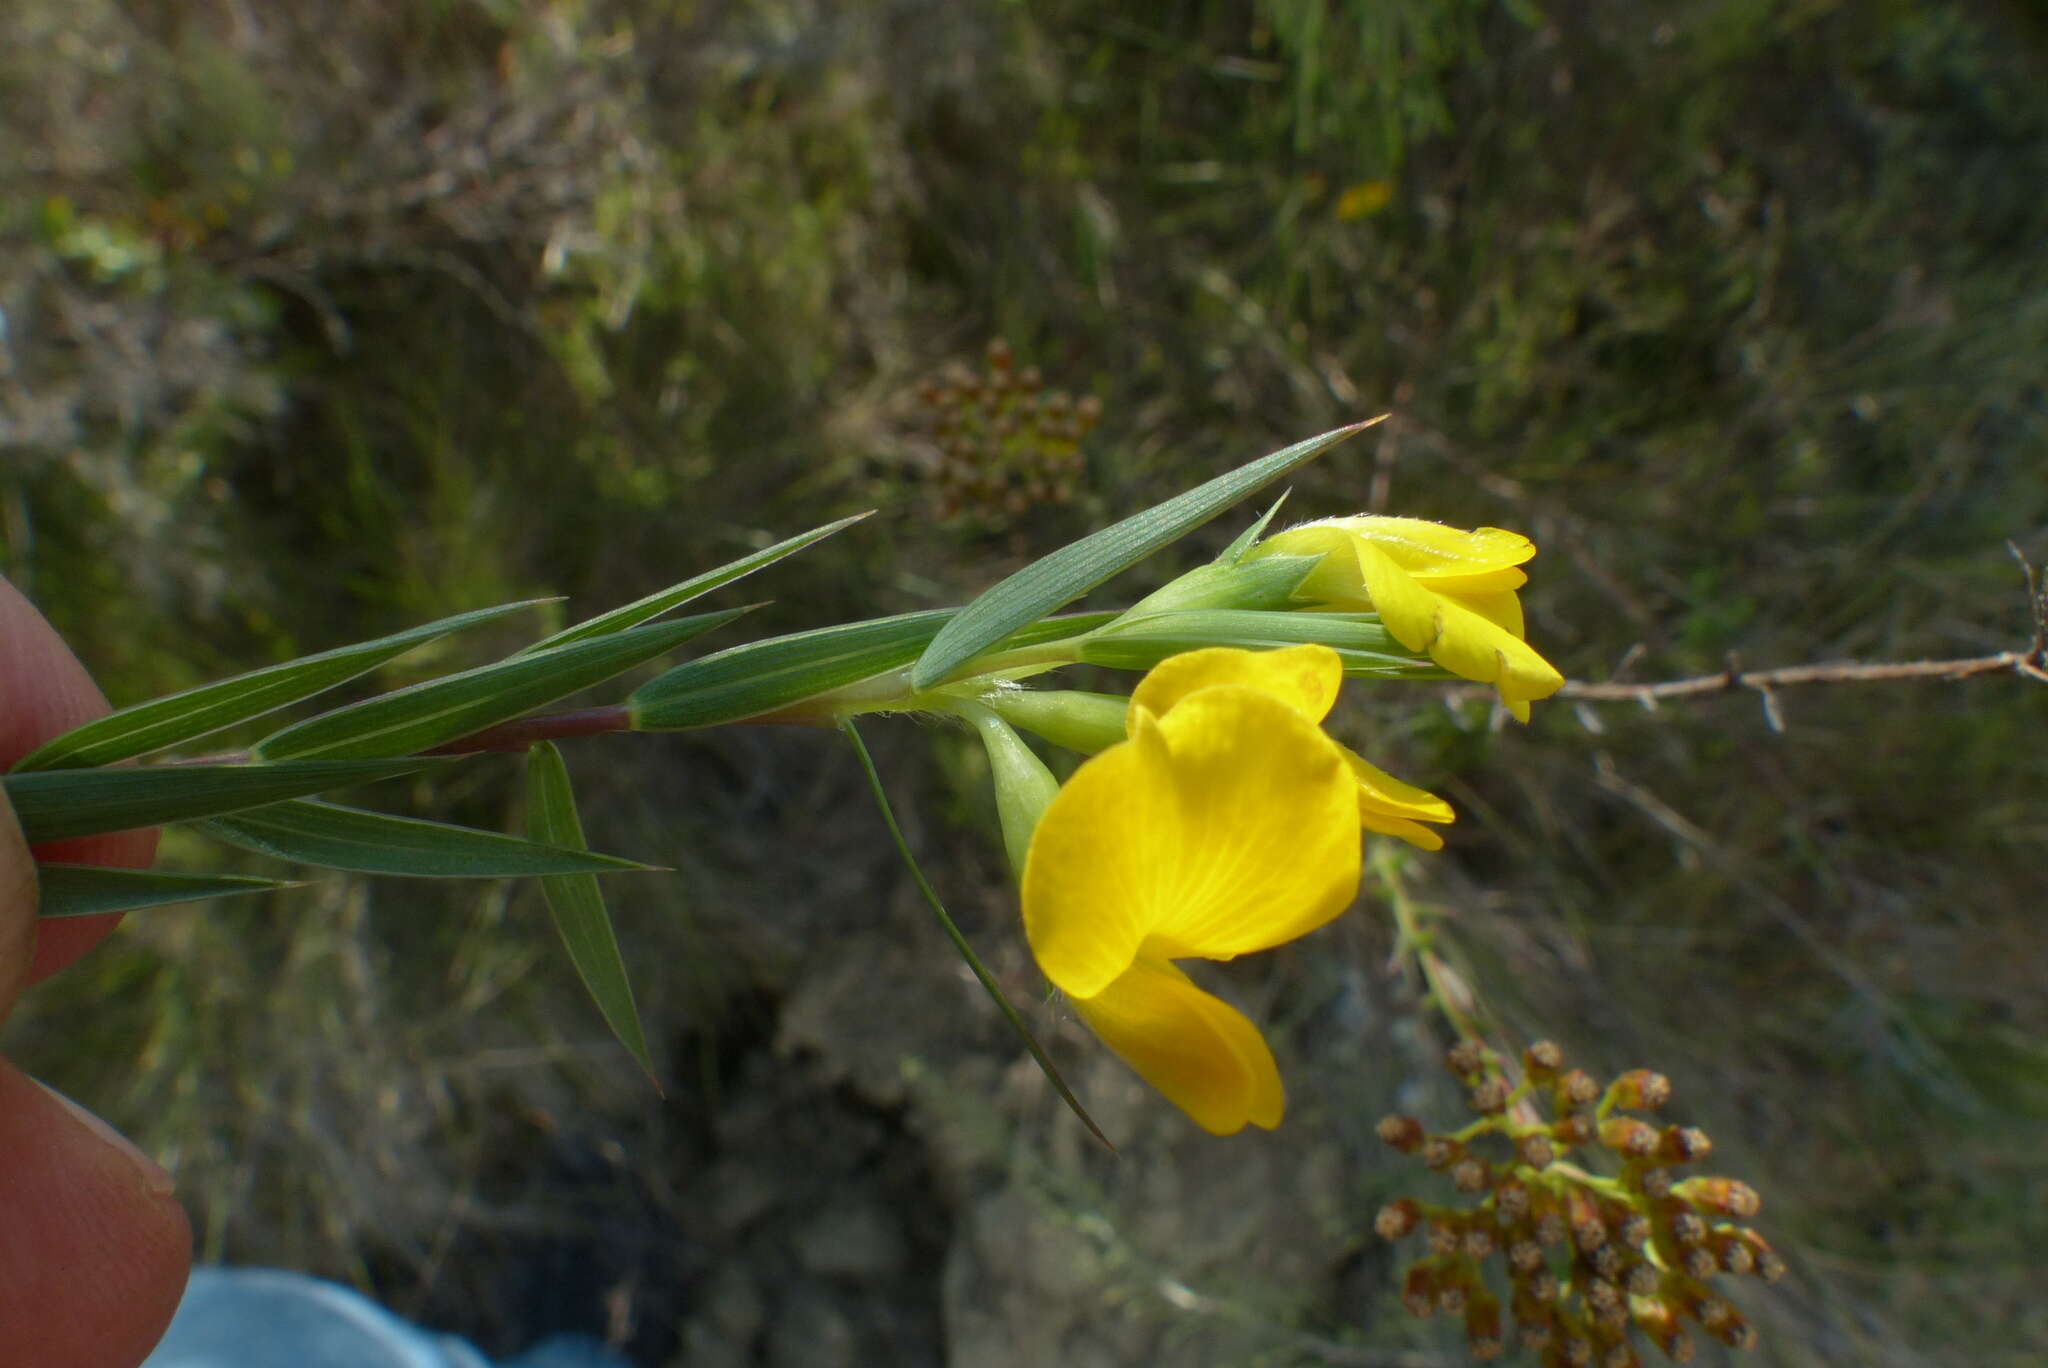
[1519, 1132, 1558, 1170]
[1428, 1220, 1462, 1258]
[1377, 1114, 1426, 1152]
[1447, 1038, 1489, 1077]
[1422, 1136, 1461, 1171]
[1518, 1320, 1554, 1352]
[1681, 1247, 1717, 1281]
[1588, 1244, 1626, 1280]
[1706, 1307, 1756, 1349]
[1583, 1277, 1622, 1315]
[1470, 1077, 1514, 1114]
[1402, 1264, 1438, 1318]
[1659, 1126, 1713, 1164]
[1600, 1117, 1661, 1158]
[1438, 1283, 1468, 1317]
[1712, 1229, 1756, 1276]
[1611, 1069, 1673, 1111]
[1558, 1070, 1601, 1106]
[1463, 1225, 1497, 1260]
[1673, 1176, 1761, 1220]
[1535, 1209, 1570, 1247]
[1466, 1294, 1504, 1359]
[1562, 1335, 1595, 1367]
[1619, 1214, 1652, 1249]
[1453, 1157, 1492, 1192]
[1374, 1199, 1422, 1241]
[1668, 1208, 1709, 1248]
[1755, 1249, 1788, 1283]
[1633, 1299, 1694, 1363]
[1495, 1179, 1532, 1223]
[1524, 1039, 1566, 1076]
[1510, 1239, 1547, 1273]
[1554, 1113, 1597, 1147]
[1524, 1270, 1560, 1305]
[1600, 1344, 1641, 1368]
[1637, 1166, 1674, 1200]
[1624, 1262, 1660, 1297]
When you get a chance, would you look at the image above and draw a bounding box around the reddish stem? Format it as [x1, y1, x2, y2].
[423, 705, 636, 755]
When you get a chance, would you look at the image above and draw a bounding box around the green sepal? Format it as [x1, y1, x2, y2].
[908, 419, 1380, 690]
[9, 599, 555, 773]
[257, 609, 749, 760]
[1080, 610, 1445, 677]
[517, 513, 868, 655]
[527, 742, 656, 1080]
[1113, 554, 1319, 618]
[36, 864, 298, 917]
[3, 757, 440, 844]
[192, 799, 656, 877]
[1214, 492, 1292, 566]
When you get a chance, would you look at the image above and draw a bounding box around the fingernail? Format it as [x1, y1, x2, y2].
[33, 1078, 176, 1198]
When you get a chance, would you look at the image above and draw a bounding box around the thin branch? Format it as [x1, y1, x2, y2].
[1555, 648, 2044, 707]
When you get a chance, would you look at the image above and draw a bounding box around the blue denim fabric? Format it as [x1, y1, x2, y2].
[142, 1268, 631, 1368]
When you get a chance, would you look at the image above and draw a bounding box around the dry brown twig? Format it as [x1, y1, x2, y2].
[1484, 544, 2048, 732]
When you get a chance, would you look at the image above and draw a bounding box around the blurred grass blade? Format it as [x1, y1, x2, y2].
[630, 609, 1118, 729]
[1081, 610, 1440, 678]
[519, 513, 871, 654]
[527, 742, 656, 1080]
[258, 609, 749, 760]
[909, 419, 1382, 689]
[37, 864, 296, 917]
[10, 599, 556, 773]
[3, 758, 438, 844]
[194, 799, 655, 877]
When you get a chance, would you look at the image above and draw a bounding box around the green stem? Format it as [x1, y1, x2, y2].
[837, 717, 1114, 1151]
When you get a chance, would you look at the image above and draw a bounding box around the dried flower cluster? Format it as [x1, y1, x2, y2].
[913, 339, 1100, 524]
[1375, 1039, 1784, 1365]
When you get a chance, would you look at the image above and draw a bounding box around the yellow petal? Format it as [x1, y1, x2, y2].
[1022, 687, 1359, 998]
[1129, 643, 1344, 726]
[1069, 955, 1284, 1135]
[1325, 516, 1536, 578]
[1422, 594, 1565, 712]
[1342, 750, 1455, 851]
[1347, 540, 1448, 654]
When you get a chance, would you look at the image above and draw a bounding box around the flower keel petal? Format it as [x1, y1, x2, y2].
[1070, 956, 1284, 1135]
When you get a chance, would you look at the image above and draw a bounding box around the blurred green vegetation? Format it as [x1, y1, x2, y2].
[4, 0, 2045, 1364]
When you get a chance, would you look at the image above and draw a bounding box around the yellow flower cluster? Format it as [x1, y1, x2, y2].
[1254, 515, 1564, 721]
[1021, 645, 1448, 1134]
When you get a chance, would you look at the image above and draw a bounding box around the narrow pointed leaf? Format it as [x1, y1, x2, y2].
[518, 513, 870, 654]
[258, 609, 749, 760]
[527, 742, 655, 1078]
[629, 609, 1117, 730]
[10, 599, 556, 773]
[193, 799, 655, 877]
[37, 864, 297, 917]
[630, 609, 953, 729]
[909, 418, 1382, 689]
[1080, 609, 1444, 678]
[3, 758, 438, 844]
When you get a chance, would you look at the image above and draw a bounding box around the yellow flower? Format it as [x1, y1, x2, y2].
[1254, 516, 1565, 721]
[1020, 645, 1450, 1134]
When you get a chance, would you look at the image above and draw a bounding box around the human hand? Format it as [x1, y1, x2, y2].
[1, 575, 193, 1367]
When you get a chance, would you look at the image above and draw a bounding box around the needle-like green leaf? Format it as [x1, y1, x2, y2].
[9, 599, 556, 773]
[1080, 610, 1442, 677]
[629, 610, 1116, 730]
[257, 609, 749, 760]
[36, 864, 298, 917]
[527, 742, 655, 1080]
[193, 799, 656, 877]
[3, 758, 439, 844]
[629, 608, 954, 729]
[517, 513, 870, 654]
[908, 418, 1382, 689]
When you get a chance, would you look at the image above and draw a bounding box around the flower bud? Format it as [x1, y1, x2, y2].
[1672, 1176, 1760, 1219]
[1608, 1069, 1673, 1110]
[1523, 1039, 1565, 1078]
[1402, 1264, 1439, 1318]
[1375, 1199, 1423, 1240]
[1599, 1116, 1660, 1158]
[1658, 1126, 1712, 1164]
[984, 688, 1129, 756]
[1556, 1069, 1601, 1107]
[966, 710, 1059, 878]
[1377, 1114, 1426, 1153]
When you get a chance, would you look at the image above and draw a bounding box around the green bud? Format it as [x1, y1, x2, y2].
[964, 709, 1060, 879]
[1117, 555, 1320, 618]
[983, 688, 1129, 755]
